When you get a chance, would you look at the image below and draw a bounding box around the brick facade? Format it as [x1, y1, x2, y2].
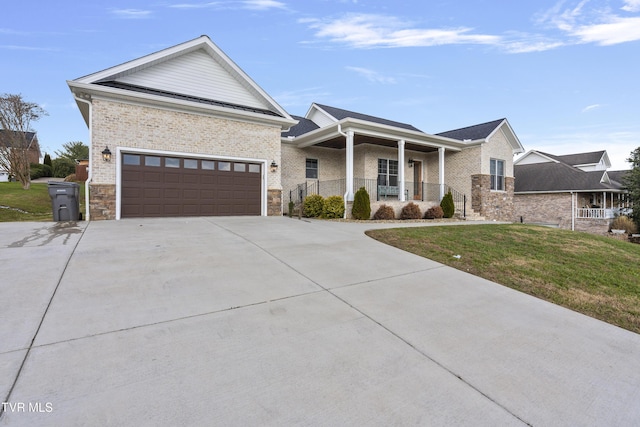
[89, 98, 282, 219]
[514, 193, 612, 234]
[471, 175, 515, 221]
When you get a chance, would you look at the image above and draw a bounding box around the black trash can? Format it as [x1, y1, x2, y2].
[48, 181, 80, 221]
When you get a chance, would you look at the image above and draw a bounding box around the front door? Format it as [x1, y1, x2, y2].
[413, 161, 422, 200]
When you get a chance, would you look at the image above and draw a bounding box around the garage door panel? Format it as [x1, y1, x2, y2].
[121, 154, 262, 218]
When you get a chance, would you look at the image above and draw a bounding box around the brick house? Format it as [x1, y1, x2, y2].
[513, 150, 631, 233]
[283, 105, 524, 220]
[68, 35, 524, 220]
[0, 130, 41, 181]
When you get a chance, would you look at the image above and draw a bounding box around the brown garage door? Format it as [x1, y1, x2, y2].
[121, 153, 262, 218]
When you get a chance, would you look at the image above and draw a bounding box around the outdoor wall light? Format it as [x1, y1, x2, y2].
[101, 146, 112, 162]
[408, 158, 414, 168]
[270, 160, 278, 173]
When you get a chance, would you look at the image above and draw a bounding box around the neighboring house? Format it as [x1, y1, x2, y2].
[0, 130, 41, 180]
[282, 105, 524, 220]
[514, 150, 631, 233]
[68, 35, 524, 221]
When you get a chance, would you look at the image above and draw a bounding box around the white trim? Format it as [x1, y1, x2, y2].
[115, 146, 268, 220]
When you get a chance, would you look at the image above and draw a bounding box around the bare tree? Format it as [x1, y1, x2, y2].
[0, 93, 47, 189]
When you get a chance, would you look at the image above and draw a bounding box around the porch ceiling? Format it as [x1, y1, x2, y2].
[316, 134, 438, 153]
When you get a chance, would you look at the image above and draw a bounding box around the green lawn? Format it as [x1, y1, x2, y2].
[0, 181, 85, 222]
[366, 224, 640, 334]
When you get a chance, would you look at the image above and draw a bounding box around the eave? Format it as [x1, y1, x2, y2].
[286, 118, 465, 152]
[68, 80, 297, 130]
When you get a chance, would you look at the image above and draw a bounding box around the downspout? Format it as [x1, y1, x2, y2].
[337, 123, 348, 219]
[73, 93, 92, 221]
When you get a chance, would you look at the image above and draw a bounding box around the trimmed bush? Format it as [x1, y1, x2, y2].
[288, 200, 295, 217]
[424, 206, 444, 219]
[373, 204, 395, 220]
[303, 194, 324, 218]
[64, 174, 77, 182]
[610, 215, 638, 234]
[323, 195, 345, 219]
[352, 186, 371, 220]
[30, 163, 52, 180]
[440, 190, 455, 218]
[400, 202, 422, 220]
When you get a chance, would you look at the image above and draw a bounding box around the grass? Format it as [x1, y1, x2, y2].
[0, 181, 85, 222]
[366, 224, 640, 334]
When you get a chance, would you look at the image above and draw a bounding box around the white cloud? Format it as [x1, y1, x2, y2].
[622, 0, 640, 12]
[539, 1, 640, 45]
[582, 104, 602, 113]
[303, 14, 501, 49]
[242, 0, 286, 10]
[110, 9, 153, 19]
[272, 87, 331, 107]
[345, 66, 396, 84]
[571, 16, 640, 45]
[168, 1, 286, 10]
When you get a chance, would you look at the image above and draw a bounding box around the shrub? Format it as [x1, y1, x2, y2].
[424, 206, 444, 219]
[610, 215, 638, 234]
[52, 158, 76, 178]
[400, 202, 422, 220]
[323, 195, 345, 219]
[352, 187, 371, 220]
[373, 204, 395, 220]
[288, 200, 295, 217]
[30, 163, 52, 180]
[64, 174, 78, 182]
[303, 194, 324, 218]
[440, 190, 455, 218]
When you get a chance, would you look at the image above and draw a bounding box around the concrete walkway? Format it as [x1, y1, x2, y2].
[1, 217, 639, 426]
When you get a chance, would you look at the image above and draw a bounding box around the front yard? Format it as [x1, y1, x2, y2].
[0, 181, 85, 222]
[367, 224, 640, 334]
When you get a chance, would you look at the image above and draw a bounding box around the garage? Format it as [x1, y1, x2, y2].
[121, 153, 262, 218]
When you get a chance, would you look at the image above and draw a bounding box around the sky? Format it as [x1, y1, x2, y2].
[2, 0, 639, 170]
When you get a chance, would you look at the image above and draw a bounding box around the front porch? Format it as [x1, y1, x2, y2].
[287, 178, 467, 218]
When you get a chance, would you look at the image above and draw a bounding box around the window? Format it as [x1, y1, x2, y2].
[306, 158, 318, 179]
[165, 158, 180, 168]
[378, 159, 398, 186]
[123, 154, 140, 165]
[201, 160, 215, 170]
[145, 156, 161, 167]
[234, 163, 246, 172]
[218, 162, 231, 171]
[490, 159, 505, 191]
[184, 159, 198, 169]
[248, 164, 261, 173]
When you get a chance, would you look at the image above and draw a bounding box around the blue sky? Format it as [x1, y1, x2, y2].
[2, 0, 639, 169]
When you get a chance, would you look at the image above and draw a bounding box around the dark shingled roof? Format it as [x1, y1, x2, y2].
[282, 115, 319, 138]
[514, 162, 624, 192]
[0, 130, 37, 147]
[607, 170, 630, 186]
[97, 81, 284, 117]
[314, 104, 424, 132]
[436, 119, 505, 141]
[538, 150, 606, 166]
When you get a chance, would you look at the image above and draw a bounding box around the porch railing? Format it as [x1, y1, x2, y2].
[575, 208, 630, 219]
[288, 179, 467, 217]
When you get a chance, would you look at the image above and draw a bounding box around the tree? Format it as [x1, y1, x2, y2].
[623, 147, 640, 228]
[352, 186, 371, 220]
[55, 141, 88, 162]
[43, 153, 52, 168]
[0, 93, 47, 189]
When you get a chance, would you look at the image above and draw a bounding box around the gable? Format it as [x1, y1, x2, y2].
[69, 36, 296, 129]
[515, 151, 558, 165]
[109, 49, 269, 111]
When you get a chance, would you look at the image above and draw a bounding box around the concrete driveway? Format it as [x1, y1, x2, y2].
[1, 217, 639, 426]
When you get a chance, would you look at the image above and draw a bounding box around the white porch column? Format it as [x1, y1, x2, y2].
[345, 130, 354, 201]
[438, 147, 445, 200]
[398, 139, 405, 202]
